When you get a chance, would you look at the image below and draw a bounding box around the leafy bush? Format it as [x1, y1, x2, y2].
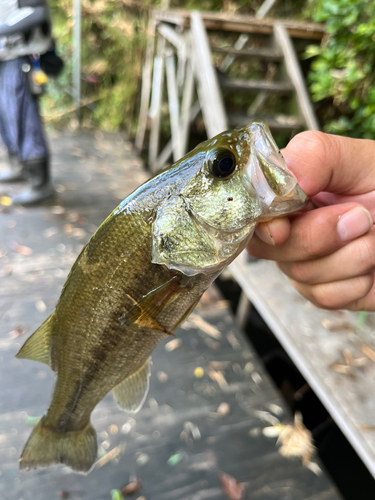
[306, 0, 375, 138]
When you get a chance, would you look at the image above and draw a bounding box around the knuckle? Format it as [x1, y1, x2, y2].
[354, 237, 375, 273]
[310, 284, 335, 309]
[287, 261, 312, 283]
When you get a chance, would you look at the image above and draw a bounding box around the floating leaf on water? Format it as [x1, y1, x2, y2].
[219, 472, 244, 500]
[362, 345, 375, 363]
[194, 367, 204, 378]
[43, 227, 58, 238]
[262, 425, 284, 438]
[277, 412, 315, 466]
[157, 371, 168, 382]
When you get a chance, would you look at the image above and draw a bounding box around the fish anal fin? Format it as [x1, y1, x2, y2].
[112, 358, 151, 413]
[16, 313, 54, 367]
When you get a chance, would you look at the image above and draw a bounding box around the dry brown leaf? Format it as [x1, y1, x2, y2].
[362, 345, 375, 363]
[227, 332, 241, 350]
[121, 479, 142, 496]
[11, 242, 32, 255]
[277, 412, 315, 466]
[217, 402, 230, 416]
[165, 338, 182, 352]
[189, 313, 222, 339]
[330, 363, 352, 374]
[208, 368, 228, 389]
[219, 472, 244, 500]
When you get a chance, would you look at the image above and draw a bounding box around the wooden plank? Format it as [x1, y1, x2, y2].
[190, 11, 228, 137]
[135, 17, 156, 153]
[213, 45, 283, 61]
[154, 9, 325, 40]
[228, 113, 304, 130]
[155, 100, 200, 171]
[273, 23, 319, 130]
[148, 35, 166, 172]
[179, 61, 195, 156]
[165, 52, 182, 162]
[0, 133, 340, 500]
[158, 22, 185, 52]
[256, 0, 278, 19]
[220, 77, 293, 93]
[229, 257, 375, 478]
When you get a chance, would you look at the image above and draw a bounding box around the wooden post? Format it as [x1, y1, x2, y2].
[179, 61, 194, 156]
[190, 11, 227, 137]
[166, 52, 182, 162]
[135, 17, 156, 153]
[274, 23, 319, 130]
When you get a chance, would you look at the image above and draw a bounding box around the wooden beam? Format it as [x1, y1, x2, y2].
[155, 100, 200, 171]
[273, 23, 319, 130]
[179, 61, 195, 155]
[165, 53, 182, 162]
[135, 18, 156, 153]
[149, 35, 166, 172]
[220, 77, 293, 93]
[213, 45, 283, 61]
[158, 23, 185, 52]
[154, 10, 325, 41]
[190, 11, 227, 137]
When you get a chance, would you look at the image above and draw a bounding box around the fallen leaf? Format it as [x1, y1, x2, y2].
[217, 402, 230, 416]
[226, 332, 241, 350]
[43, 227, 58, 238]
[165, 338, 182, 352]
[189, 313, 222, 339]
[208, 367, 228, 389]
[0, 195, 12, 206]
[121, 479, 142, 496]
[219, 472, 244, 500]
[11, 241, 32, 255]
[362, 345, 375, 363]
[94, 444, 125, 468]
[157, 371, 168, 382]
[35, 300, 47, 312]
[8, 326, 26, 338]
[277, 412, 315, 466]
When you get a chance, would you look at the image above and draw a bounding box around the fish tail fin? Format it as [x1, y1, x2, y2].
[19, 417, 97, 473]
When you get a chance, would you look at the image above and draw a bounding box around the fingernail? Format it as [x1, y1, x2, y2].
[255, 225, 275, 246]
[337, 207, 373, 242]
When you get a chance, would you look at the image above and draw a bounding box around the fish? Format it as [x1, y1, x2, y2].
[16, 121, 308, 473]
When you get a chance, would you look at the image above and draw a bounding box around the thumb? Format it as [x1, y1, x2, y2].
[282, 131, 375, 197]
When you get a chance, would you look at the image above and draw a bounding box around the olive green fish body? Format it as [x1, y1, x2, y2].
[17, 121, 308, 473]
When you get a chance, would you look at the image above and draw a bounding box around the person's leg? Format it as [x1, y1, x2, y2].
[12, 57, 54, 204]
[0, 59, 23, 181]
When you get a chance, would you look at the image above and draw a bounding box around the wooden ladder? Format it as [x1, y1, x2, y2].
[135, 9, 323, 173]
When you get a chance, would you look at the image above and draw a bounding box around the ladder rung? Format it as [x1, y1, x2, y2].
[211, 46, 283, 61]
[220, 77, 294, 93]
[228, 113, 304, 130]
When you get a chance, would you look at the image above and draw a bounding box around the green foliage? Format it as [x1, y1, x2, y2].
[306, 0, 375, 138]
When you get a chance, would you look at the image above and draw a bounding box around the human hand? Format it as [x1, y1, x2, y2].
[247, 131, 375, 311]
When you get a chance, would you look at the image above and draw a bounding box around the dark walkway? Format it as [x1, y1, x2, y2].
[0, 132, 341, 500]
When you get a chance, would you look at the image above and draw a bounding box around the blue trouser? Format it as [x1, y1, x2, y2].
[0, 57, 48, 162]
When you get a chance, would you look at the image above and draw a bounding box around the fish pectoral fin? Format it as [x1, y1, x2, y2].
[121, 278, 180, 335]
[16, 313, 54, 367]
[112, 358, 151, 413]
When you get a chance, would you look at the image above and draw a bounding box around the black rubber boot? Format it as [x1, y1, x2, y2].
[0, 153, 23, 182]
[12, 157, 55, 205]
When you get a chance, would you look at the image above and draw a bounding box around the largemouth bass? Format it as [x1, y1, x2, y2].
[17, 121, 307, 473]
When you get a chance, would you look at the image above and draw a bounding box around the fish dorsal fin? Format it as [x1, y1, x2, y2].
[16, 313, 54, 366]
[112, 358, 151, 413]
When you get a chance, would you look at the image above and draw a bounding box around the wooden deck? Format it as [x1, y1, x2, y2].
[0, 132, 341, 499]
[230, 255, 375, 479]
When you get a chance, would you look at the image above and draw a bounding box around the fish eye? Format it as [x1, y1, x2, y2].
[208, 149, 236, 179]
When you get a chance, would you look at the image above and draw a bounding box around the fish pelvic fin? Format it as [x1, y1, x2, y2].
[19, 416, 97, 474]
[112, 358, 151, 413]
[16, 313, 54, 366]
